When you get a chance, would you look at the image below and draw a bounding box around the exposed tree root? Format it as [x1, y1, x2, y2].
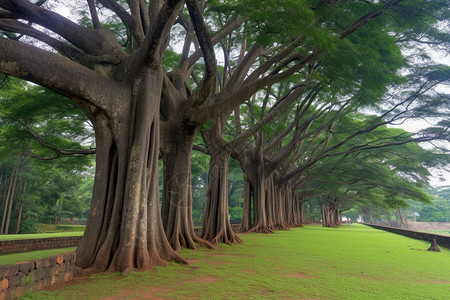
[193, 235, 217, 249]
[249, 223, 274, 234]
[209, 230, 243, 245]
[427, 238, 441, 252]
[169, 228, 216, 252]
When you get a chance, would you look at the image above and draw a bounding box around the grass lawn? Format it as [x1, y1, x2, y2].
[22, 224, 450, 300]
[37, 224, 86, 233]
[0, 247, 76, 266]
[0, 231, 83, 241]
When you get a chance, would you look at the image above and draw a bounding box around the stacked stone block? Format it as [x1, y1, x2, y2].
[0, 252, 75, 300]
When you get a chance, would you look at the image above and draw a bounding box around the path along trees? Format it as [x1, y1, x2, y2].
[1, 0, 449, 274]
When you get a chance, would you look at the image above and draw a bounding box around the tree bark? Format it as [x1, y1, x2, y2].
[75, 67, 186, 274]
[160, 124, 214, 252]
[239, 173, 253, 232]
[235, 138, 272, 233]
[200, 122, 242, 245]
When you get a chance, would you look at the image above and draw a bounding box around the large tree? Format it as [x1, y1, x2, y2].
[1, 0, 448, 274]
[0, 0, 187, 274]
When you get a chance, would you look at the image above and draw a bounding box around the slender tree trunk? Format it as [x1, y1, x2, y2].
[75, 67, 186, 274]
[297, 194, 305, 225]
[1, 165, 18, 234]
[265, 175, 276, 230]
[397, 207, 405, 228]
[3, 169, 18, 234]
[0, 170, 11, 234]
[239, 174, 253, 232]
[14, 179, 26, 234]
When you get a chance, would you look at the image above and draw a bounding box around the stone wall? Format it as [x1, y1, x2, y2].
[404, 221, 450, 230]
[0, 237, 81, 255]
[372, 221, 450, 231]
[0, 252, 75, 300]
[364, 224, 450, 249]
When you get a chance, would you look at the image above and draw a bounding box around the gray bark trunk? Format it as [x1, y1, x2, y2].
[76, 67, 185, 274]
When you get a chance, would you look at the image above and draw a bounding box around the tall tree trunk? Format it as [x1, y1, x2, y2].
[296, 194, 305, 226]
[14, 179, 26, 234]
[200, 123, 241, 245]
[1, 165, 18, 234]
[201, 151, 242, 244]
[239, 174, 253, 232]
[15, 200, 23, 234]
[75, 67, 185, 274]
[160, 127, 213, 251]
[236, 142, 271, 233]
[397, 206, 405, 228]
[285, 185, 302, 227]
[265, 176, 289, 230]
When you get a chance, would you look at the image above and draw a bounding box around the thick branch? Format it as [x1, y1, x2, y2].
[136, 0, 183, 67]
[87, 0, 101, 29]
[183, 17, 246, 71]
[0, 19, 120, 65]
[186, 0, 217, 106]
[0, 38, 130, 115]
[0, 0, 126, 57]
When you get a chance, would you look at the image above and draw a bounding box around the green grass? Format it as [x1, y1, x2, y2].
[55, 225, 85, 232]
[22, 224, 450, 300]
[0, 247, 76, 266]
[37, 223, 85, 233]
[0, 231, 83, 241]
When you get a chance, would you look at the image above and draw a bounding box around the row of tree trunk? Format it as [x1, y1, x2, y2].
[0, 160, 27, 235]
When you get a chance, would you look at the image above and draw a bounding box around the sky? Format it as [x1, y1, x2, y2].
[391, 48, 450, 187]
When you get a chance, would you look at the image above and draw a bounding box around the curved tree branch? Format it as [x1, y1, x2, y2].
[98, 0, 143, 44]
[87, 0, 101, 29]
[0, 0, 126, 57]
[0, 37, 131, 115]
[185, 0, 217, 106]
